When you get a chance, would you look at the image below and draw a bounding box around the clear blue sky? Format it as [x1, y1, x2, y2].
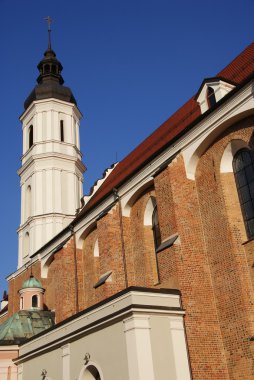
[0, 0, 253, 296]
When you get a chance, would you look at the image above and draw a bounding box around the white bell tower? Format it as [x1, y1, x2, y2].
[17, 29, 85, 268]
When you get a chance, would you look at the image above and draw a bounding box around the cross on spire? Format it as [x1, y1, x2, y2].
[44, 16, 52, 50]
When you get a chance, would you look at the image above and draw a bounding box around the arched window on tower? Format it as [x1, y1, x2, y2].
[44, 64, 50, 74]
[24, 232, 30, 258]
[32, 295, 38, 308]
[26, 185, 32, 219]
[206, 86, 216, 108]
[29, 125, 33, 149]
[233, 148, 254, 238]
[60, 120, 64, 142]
[20, 296, 24, 310]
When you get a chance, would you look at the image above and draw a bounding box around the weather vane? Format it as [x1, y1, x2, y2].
[44, 16, 52, 50]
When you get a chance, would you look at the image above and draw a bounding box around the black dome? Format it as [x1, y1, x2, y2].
[24, 47, 77, 110]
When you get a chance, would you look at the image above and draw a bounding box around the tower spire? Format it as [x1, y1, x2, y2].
[44, 16, 52, 50]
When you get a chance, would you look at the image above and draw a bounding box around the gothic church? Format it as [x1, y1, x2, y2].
[1, 36, 254, 380]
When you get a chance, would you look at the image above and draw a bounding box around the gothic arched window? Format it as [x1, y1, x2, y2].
[29, 125, 33, 148]
[233, 148, 254, 238]
[207, 86, 216, 108]
[152, 205, 161, 250]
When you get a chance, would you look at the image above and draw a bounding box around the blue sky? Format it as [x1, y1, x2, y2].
[0, 0, 253, 296]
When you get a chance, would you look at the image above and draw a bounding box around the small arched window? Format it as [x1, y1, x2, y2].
[29, 125, 33, 148]
[60, 120, 64, 142]
[24, 232, 30, 257]
[44, 64, 50, 74]
[20, 296, 24, 310]
[26, 185, 32, 219]
[32, 295, 38, 308]
[233, 148, 254, 238]
[206, 86, 216, 108]
[152, 205, 161, 250]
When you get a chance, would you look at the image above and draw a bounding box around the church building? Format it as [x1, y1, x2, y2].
[0, 32, 254, 379]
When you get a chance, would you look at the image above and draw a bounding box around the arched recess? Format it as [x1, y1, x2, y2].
[78, 362, 104, 380]
[183, 111, 254, 180]
[41, 254, 55, 278]
[194, 117, 254, 370]
[76, 222, 97, 249]
[144, 196, 157, 225]
[121, 177, 154, 217]
[82, 227, 100, 306]
[93, 238, 99, 257]
[129, 189, 160, 286]
[220, 139, 250, 173]
[143, 196, 161, 249]
[219, 139, 253, 242]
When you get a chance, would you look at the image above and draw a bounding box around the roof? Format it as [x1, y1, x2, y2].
[0, 310, 55, 345]
[21, 276, 43, 290]
[24, 47, 76, 110]
[77, 42, 254, 216]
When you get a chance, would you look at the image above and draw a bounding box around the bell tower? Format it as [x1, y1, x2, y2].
[17, 23, 85, 268]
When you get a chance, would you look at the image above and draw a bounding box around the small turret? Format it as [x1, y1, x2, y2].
[19, 275, 45, 311]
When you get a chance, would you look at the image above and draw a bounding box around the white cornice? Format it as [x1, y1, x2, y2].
[20, 98, 82, 122]
[18, 152, 85, 176]
[14, 289, 182, 364]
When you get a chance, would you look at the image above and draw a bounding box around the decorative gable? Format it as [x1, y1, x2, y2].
[196, 77, 235, 114]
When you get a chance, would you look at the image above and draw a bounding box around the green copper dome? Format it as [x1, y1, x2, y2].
[21, 276, 43, 290]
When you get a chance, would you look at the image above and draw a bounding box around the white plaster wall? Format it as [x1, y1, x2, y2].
[18, 99, 84, 267]
[18, 313, 189, 380]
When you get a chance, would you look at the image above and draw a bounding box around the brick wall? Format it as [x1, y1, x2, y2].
[4, 116, 254, 379]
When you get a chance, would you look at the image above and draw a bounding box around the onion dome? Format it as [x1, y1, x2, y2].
[24, 30, 77, 109]
[21, 275, 43, 290]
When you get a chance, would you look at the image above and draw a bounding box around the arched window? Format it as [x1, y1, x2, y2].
[44, 64, 50, 74]
[206, 86, 216, 108]
[144, 196, 161, 251]
[152, 206, 161, 249]
[29, 125, 33, 148]
[26, 185, 32, 219]
[32, 295, 38, 308]
[80, 364, 102, 380]
[24, 232, 30, 257]
[60, 120, 64, 142]
[233, 148, 254, 238]
[20, 296, 24, 310]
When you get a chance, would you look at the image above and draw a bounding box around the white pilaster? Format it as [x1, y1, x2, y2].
[169, 317, 191, 380]
[124, 315, 155, 380]
[17, 364, 23, 380]
[62, 344, 70, 380]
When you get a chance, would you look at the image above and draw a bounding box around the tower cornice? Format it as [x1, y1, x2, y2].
[20, 98, 82, 122]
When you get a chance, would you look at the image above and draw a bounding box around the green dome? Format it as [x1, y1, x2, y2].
[21, 276, 43, 289]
